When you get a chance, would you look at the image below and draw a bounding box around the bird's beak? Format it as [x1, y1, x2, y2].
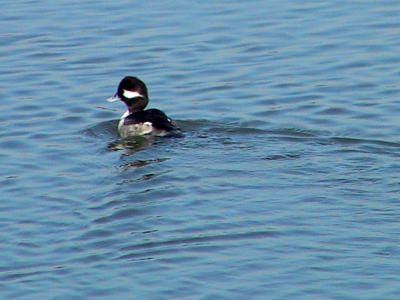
[107, 93, 121, 102]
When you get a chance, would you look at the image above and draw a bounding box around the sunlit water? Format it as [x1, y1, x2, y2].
[2, 1, 400, 299]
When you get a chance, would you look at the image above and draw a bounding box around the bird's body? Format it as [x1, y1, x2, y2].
[108, 76, 177, 137]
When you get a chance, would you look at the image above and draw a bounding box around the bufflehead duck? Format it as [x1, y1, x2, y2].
[108, 76, 176, 137]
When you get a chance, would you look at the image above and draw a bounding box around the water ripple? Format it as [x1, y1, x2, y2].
[118, 229, 279, 261]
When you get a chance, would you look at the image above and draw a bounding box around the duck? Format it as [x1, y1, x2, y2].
[108, 76, 177, 137]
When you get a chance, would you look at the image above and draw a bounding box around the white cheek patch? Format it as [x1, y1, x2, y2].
[123, 90, 142, 99]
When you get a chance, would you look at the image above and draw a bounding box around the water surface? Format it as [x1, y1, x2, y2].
[1, 1, 400, 299]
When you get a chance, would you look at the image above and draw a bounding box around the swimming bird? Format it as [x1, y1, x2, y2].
[108, 76, 176, 137]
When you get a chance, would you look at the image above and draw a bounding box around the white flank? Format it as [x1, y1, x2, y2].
[123, 90, 142, 99]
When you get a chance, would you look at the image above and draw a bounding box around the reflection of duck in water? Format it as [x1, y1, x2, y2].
[108, 76, 177, 137]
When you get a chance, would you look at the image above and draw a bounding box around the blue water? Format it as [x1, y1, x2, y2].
[2, 1, 400, 299]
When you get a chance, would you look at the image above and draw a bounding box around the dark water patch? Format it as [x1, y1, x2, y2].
[379, 87, 400, 96]
[58, 115, 85, 124]
[77, 229, 113, 241]
[318, 107, 352, 115]
[0, 139, 30, 150]
[333, 61, 374, 71]
[352, 112, 382, 120]
[263, 153, 302, 161]
[369, 22, 400, 29]
[87, 197, 129, 211]
[27, 51, 63, 59]
[1, 268, 45, 282]
[118, 229, 278, 261]
[0, 177, 21, 189]
[271, 82, 306, 89]
[331, 136, 400, 148]
[207, 125, 268, 135]
[120, 158, 168, 170]
[93, 209, 148, 226]
[117, 171, 169, 185]
[268, 127, 320, 137]
[176, 120, 323, 139]
[70, 56, 113, 65]
[84, 120, 118, 139]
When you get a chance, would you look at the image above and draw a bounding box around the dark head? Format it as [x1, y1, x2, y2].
[108, 76, 149, 113]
